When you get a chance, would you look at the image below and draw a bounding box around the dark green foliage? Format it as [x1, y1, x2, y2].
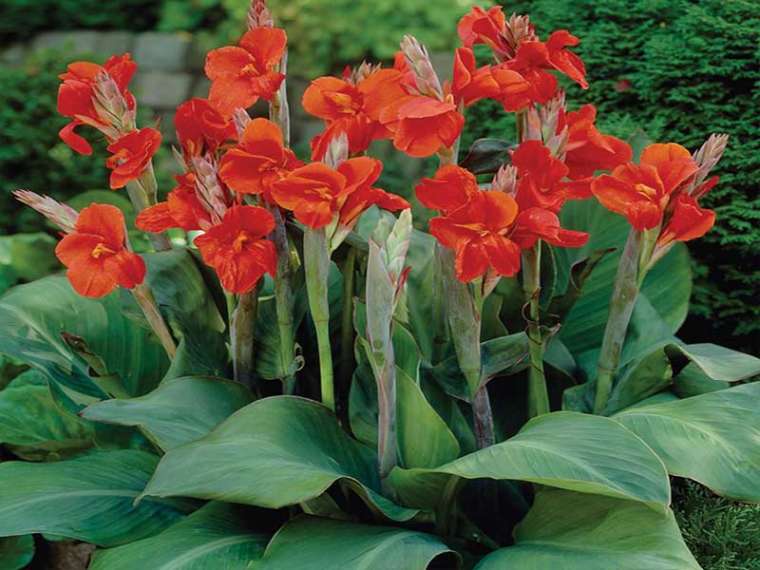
[0, 51, 112, 234]
[673, 479, 760, 570]
[476, 0, 760, 349]
[0, 0, 160, 44]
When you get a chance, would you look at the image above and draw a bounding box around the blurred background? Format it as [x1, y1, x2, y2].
[0, 0, 757, 356]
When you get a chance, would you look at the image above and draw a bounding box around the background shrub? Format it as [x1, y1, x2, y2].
[465, 0, 759, 351]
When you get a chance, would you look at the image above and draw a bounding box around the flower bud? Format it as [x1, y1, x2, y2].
[400, 35, 444, 99]
[232, 108, 252, 139]
[92, 71, 135, 134]
[13, 190, 78, 233]
[323, 132, 349, 169]
[191, 157, 229, 224]
[247, 0, 273, 29]
[689, 133, 728, 197]
[492, 164, 518, 196]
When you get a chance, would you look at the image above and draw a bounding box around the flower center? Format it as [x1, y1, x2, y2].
[91, 242, 116, 259]
[635, 183, 658, 198]
[241, 63, 260, 77]
[232, 231, 250, 252]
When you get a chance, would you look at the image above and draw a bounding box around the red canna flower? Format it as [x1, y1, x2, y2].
[657, 193, 715, 247]
[136, 173, 211, 233]
[511, 140, 569, 212]
[429, 190, 523, 282]
[56, 203, 145, 298]
[219, 118, 301, 198]
[592, 143, 700, 231]
[205, 27, 287, 117]
[175, 98, 236, 158]
[194, 205, 277, 294]
[457, 6, 511, 58]
[379, 95, 464, 158]
[452, 47, 523, 108]
[271, 157, 409, 229]
[57, 54, 137, 155]
[558, 104, 632, 198]
[105, 128, 162, 189]
[417, 164, 587, 282]
[303, 67, 407, 159]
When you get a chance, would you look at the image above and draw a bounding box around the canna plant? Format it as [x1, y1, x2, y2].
[0, 2, 758, 569]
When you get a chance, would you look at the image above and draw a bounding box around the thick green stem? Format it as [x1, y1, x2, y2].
[128, 163, 172, 251]
[231, 288, 259, 392]
[131, 283, 176, 359]
[522, 244, 550, 417]
[304, 228, 334, 411]
[376, 356, 397, 487]
[339, 247, 357, 397]
[269, 207, 297, 392]
[472, 384, 495, 449]
[594, 230, 644, 413]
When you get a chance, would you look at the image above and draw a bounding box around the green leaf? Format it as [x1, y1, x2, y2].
[390, 411, 670, 510]
[0, 274, 168, 411]
[0, 369, 94, 460]
[90, 502, 268, 570]
[663, 343, 760, 382]
[253, 516, 459, 570]
[82, 376, 253, 451]
[458, 138, 514, 174]
[0, 450, 193, 546]
[141, 396, 417, 522]
[475, 488, 699, 570]
[615, 383, 760, 502]
[144, 250, 228, 379]
[0, 232, 58, 283]
[0, 535, 34, 570]
[557, 200, 691, 358]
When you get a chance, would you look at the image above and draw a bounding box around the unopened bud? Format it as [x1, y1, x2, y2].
[247, 0, 273, 29]
[501, 14, 537, 60]
[400, 35, 443, 99]
[492, 165, 518, 196]
[192, 157, 229, 224]
[232, 108, 252, 138]
[689, 133, 728, 196]
[13, 190, 78, 233]
[324, 132, 349, 169]
[92, 71, 134, 134]
[350, 61, 380, 85]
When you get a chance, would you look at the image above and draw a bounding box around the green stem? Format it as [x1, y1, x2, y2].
[304, 227, 334, 411]
[131, 283, 176, 359]
[523, 244, 550, 417]
[128, 163, 172, 252]
[231, 288, 259, 392]
[339, 247, 357, 402]
[269, 207, 297, 392]
[594, 230, 644, 414]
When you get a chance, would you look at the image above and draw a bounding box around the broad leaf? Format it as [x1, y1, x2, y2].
[82, 376, 253, 451]
[90, 502, 268, 570]
[253, 516, 458, 570]
[0, 274, 167, 411]
[0, 450, 193, 546]
[458, 138, 514, 174]
[0, 535, 34, 570]
[615, 382, 760, 502]
[144, 250, 228, 379]
[141, 396, 417, 521]
[0, 370, 94, 460]
[475, 488, 699, 569]
[0, 232, 58, 284]
[390, 411, 669, 510]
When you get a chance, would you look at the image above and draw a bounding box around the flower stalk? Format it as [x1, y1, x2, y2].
[593, 229, 649, 413]
[230, 287, 260, 392]
[304, 227, 335, 411]
[522, 244, 550, 417]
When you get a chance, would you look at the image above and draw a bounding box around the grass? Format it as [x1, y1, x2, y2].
[672, 479, 760, 570]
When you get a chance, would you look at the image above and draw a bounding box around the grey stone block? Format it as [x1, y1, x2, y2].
[133, 32, 191, 72]
[95, 31, 134, 56]
[1, 43, 27, 66]
[33, 30, 99, 55]
[134, 72, 193, 109]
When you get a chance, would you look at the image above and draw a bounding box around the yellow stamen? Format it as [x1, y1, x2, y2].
[91, 242, 116, 259]
[233, 232, 250, 252]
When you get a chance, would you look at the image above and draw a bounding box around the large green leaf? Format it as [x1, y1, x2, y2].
[90, 502, 268, 570]
[557, 200, 691, 357]
[0, 369, 94, 460]
[82, 376, 253, 452]
[390, 411, 670, 510]
[615, 382, 760, 502]
[0, 232, 59, 284]
[0, 535, 34, 570]
[253, 516, 458, 570]
[475, 488, 699, 569]
[0, 450, 193, 546]
[141, 396, 417, 521]
[143, 250, 228, 379]
[0, 274, 167, 411]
